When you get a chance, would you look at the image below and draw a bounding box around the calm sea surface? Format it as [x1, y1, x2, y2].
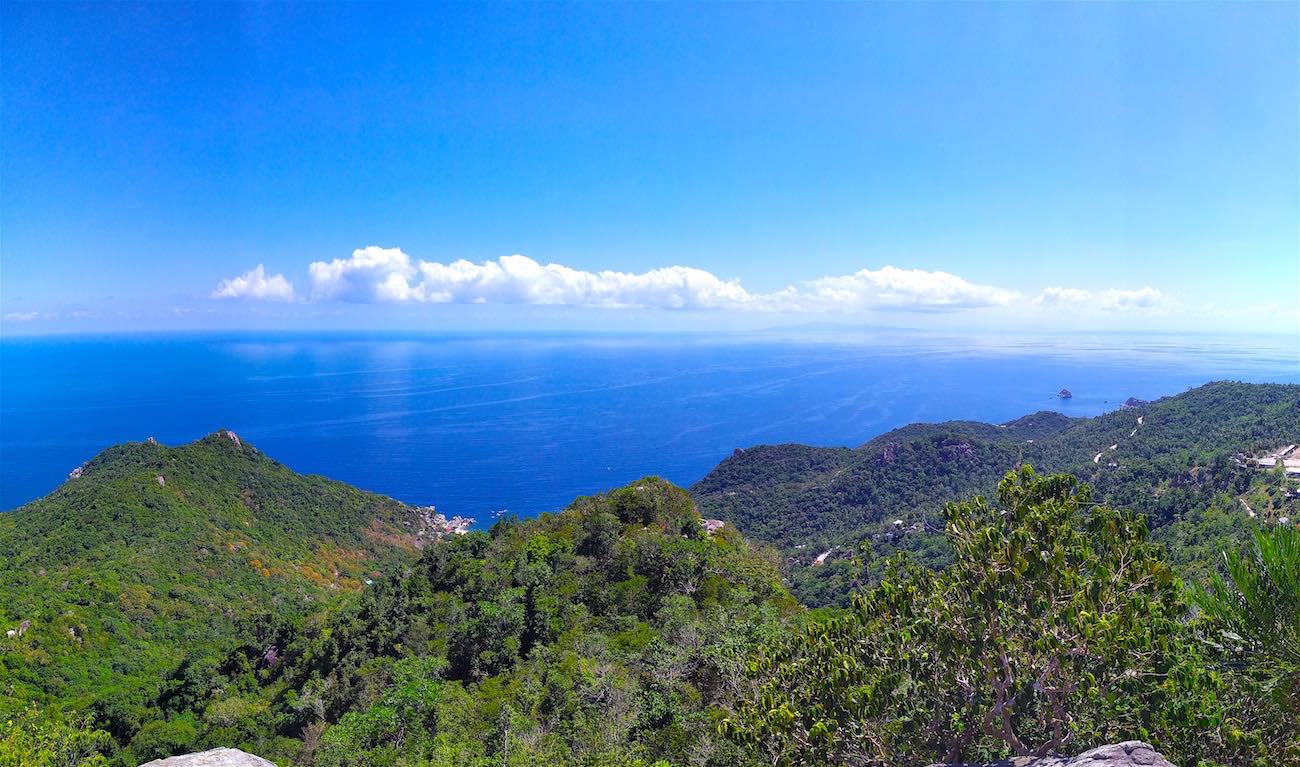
[2, 330, 1297, 519]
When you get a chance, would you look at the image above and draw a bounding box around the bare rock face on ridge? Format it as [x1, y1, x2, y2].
[928, 741, 1175, 767]
[139, 747, 276, 767]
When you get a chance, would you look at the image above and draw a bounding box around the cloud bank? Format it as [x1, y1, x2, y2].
[298, 246, 1016, 312]
[211, 265, 296, 302]
[211, 247, 1173, 320]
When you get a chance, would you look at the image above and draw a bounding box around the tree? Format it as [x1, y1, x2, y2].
[1196, 525, 1299, 688]
[0, 707, 112, 767]
[126, 716, 199, 764]
[724, 466, 1241, 766]
[1195, 525, 1300, 760]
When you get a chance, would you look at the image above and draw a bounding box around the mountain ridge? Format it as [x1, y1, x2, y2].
[692, 381, 1300, 604]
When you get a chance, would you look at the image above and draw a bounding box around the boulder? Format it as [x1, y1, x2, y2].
[139, 747, 276, 767]
[928, 741, 1175, 767]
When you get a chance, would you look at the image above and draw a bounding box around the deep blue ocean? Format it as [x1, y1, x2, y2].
[2, 330, 1297, 520]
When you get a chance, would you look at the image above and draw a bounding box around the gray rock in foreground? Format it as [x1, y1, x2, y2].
[929, 741, 1175, 767]
[139, 747, 276, 767]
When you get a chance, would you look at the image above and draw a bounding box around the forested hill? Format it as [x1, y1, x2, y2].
[7, 473, 796, 766]
[692, 381, 1300, 605]
[0, 431, 430, 731]
[222, 477, 796, 767]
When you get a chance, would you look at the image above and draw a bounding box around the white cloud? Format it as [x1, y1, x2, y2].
[1035, 285, 1167, 312]
[211, 265, 296, 302]
[798, 266, 1019, 312]
[1099, 286, 1165, 310]
[305, 247, 1017, 313]
[307, 246, 419, 302]
[307, 247, 755, 308]
[1034, 287, 1093, 306]
[3, 311, 41, 322]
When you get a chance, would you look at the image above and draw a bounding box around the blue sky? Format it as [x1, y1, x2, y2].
[2, 2, 1296, 335]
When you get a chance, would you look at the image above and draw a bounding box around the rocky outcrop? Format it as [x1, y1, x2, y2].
[941, 439, 975, 461]
[928, 741, 1174, 767]
[139, 747, 275, 766]
[414, 505, 474, 537]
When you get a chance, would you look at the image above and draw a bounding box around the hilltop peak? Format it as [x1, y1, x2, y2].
[196, 429, 255, 451]
[50, 430, 261, 496]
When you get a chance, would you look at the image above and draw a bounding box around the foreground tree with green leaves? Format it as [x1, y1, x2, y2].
[0, 707, 111, 767]
[724, 466, 1256, 766]
[1196, 525, 1300, 761]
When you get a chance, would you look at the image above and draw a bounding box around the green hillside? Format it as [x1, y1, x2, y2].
[49, 476, 797, 766]
[693, 381, 1300, 605]
[0, 431, 429, 738]
[254, 477, 797, 767]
